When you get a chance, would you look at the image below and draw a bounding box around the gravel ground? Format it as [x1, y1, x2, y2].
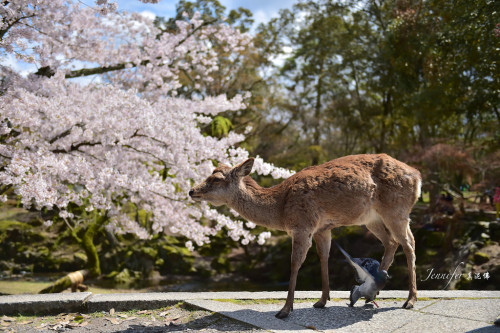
[0, 302, 264, 332]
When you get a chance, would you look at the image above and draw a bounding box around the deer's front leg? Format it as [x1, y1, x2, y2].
[275, 231, 312, 319]
[313, 229, 331, 308]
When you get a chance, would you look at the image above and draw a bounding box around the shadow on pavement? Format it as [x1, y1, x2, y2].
[273, 304, 399, 331]
[465, 327, 500, 333]
[112, 313, 257, 332]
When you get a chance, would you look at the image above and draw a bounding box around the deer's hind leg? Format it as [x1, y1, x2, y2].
[313, 229, 331, 308]
[365, 220, 399, 272]
[383, 215, 417, 309]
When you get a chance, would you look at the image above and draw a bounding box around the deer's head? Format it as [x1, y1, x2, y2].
[189, 158, 254, 206]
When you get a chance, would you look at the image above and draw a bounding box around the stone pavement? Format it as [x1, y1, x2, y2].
[1, 291, 499, 332]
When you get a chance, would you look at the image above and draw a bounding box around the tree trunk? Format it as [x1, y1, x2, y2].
[82, 215, 104, 277]
[39, 270, 89, 294]
[39, 212, 107, 293]
[312, 60, 324, 166]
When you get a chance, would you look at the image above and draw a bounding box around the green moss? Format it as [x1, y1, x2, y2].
[213, 298, 319, 305]
[0, 207, 29, 221]
[113, 268, 133, 284]
[142, 247, 158, 258]
[332, 226, 364, 240]
[74, 252, 87, 263]
[426, 231, 446, 248]
[426, 249, 438, 257]
[0, 220, 30, 231]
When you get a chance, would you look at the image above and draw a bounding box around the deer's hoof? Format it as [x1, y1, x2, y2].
[313, 300, 327, 308]
[402, 299, 415, 309]
[275, 310, 290, 319]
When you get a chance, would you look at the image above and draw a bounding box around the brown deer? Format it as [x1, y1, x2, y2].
[189, 154, 421, 318]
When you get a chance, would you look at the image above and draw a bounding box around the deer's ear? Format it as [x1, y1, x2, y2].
[233, 158, 254, 177]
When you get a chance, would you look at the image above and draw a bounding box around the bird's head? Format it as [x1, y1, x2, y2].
[375, 270, 389, 288]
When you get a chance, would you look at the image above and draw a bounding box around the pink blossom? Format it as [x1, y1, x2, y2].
[0, 0, 291, 248]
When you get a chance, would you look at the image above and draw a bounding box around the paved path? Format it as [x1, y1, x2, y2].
[187, 298, 500, 332]
[1, 291, 499, 332]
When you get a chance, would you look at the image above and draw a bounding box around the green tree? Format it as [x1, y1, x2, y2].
[257, 0, 499, 175]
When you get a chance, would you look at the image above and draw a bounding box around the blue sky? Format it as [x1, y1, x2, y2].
[1, 0, 297, 79]
[116, 0, 297, 27]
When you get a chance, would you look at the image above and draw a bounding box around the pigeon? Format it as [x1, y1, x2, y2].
[335, 242, 389, 308]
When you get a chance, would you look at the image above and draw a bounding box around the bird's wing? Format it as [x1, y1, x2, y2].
[360, 278, 379, 301]
[336, 243, 374, 284]
[353, 258, 380, 277]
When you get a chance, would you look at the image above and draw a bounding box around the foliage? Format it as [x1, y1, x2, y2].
[252, 0, 499, 174]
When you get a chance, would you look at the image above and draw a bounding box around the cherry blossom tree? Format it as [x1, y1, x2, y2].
[0, 0, 292, 277]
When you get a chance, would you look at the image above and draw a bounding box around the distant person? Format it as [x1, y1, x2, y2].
[494, 187, 500, 221]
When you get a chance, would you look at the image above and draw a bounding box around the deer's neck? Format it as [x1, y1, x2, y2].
[229, 177, 285, 230]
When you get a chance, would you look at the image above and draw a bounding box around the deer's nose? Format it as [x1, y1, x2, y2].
[188, 190, 194, 197]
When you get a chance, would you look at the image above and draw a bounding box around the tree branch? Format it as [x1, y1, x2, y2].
[0, 13, 36, 41]
[34, 19, 218, 79]
[51, 141, 101, 154]
[48, 123, 84, 144]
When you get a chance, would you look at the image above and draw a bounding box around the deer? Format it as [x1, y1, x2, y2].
[189, 153, 421, 319]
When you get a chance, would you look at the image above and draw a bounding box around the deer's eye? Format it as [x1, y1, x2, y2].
[211, 176, 223, 183]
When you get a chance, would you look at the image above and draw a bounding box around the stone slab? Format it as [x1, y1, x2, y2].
[392, 312, 499, 333]
[242, 300, 434, 332]
[187, 298, 500, 333]
[187, 299, 308, 332]
[0, 292, 92, 315]
[419, 298, 500, 323]
[1, 290, 499, 316]
[137, 290, 500, 300]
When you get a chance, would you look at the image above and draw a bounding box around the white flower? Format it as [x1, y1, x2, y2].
[0, 2, 293, 246]
[185, 241, 194, 251]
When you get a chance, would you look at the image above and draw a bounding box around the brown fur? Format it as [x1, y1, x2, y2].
[190, 154, 421, 318]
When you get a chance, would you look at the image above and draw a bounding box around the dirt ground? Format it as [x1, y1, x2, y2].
[0, 303, 264, 332]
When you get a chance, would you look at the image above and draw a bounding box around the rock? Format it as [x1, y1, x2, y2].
[489, 222, 500, 242]
[473, 252, 489, 265]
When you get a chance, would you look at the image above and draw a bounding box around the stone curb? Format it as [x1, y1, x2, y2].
[0, 292, 92, 316]
[0, 290, 499, 316]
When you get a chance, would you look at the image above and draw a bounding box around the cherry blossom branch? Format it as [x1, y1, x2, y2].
[33, 19, 218, 79]
[122, 144, 171, 166]
[131, 133, 170, 148]
[0, 14, 35, 41]
[51, 141, 102, 154]
[148, 189, 186, 202]
[49, 124, 84, 144]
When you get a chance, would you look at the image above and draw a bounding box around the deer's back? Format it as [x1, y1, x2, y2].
[280, 154, 421, 223]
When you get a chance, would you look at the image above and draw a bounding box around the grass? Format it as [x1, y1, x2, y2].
[0, 280, 149, 295]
